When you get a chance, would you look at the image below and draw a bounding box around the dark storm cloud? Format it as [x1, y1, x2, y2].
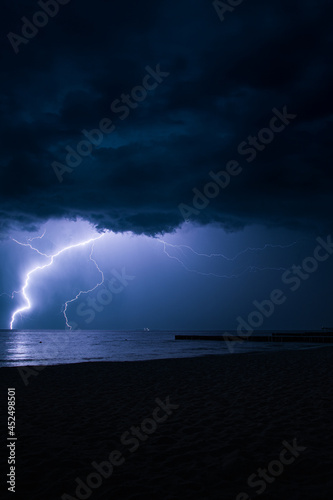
[0, 0, 332, 236]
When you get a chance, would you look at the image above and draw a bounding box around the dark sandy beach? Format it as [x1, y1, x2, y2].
[1, 347, 333, 500]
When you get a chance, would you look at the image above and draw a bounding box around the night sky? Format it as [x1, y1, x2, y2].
[0, 0, 332, 331]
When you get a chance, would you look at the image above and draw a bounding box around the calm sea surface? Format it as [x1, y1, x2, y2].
[0, 330, 329, 367]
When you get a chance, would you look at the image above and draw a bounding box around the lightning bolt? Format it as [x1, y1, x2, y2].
[0, 233, 52, 301]
[9, 232, 106, 330]
[161, 241, 297, 261]
[11, 237, 51, 258]
[157, 239, 297, 278]
[27, 229, 47, 242]
[62, 242, 105, 329]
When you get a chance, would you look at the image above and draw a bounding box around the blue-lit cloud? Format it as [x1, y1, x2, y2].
[0, 0, 332, 237]
[1, 220, 332, 331]
[0, 1, 332, 330]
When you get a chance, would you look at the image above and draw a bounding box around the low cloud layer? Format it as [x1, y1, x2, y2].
[0, 0, 332, 236]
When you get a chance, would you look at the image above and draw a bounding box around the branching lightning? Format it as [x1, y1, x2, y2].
[62, 243, 105, 329]
[11, 237, 51, 258]
[8, 232, 106, 330]
[157, 239, 297, 278]
[160, 240, 297, 261]
[3, 227, 300, 329]
[27, 229, 46, 242]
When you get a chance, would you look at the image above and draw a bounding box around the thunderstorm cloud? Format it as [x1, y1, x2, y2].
[0, 0, 332, 237]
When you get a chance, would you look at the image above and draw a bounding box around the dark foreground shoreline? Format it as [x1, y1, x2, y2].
[1, 348, 333, 499]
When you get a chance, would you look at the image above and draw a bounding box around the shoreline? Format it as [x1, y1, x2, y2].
[0, 343, 328, 370]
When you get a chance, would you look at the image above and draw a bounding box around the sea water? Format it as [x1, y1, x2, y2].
[0, 330, 327, 367]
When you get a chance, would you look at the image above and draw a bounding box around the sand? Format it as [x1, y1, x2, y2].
[1, 347, 333, 500]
